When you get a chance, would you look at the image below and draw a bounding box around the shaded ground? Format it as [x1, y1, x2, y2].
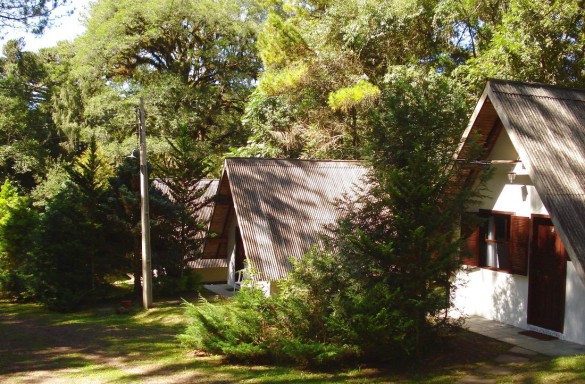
[0, 297, 584, 383]
[0, 294, 234, 382]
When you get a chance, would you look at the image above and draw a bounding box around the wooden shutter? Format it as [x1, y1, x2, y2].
[461, 213, 480, 266]
[509, 216, 530, 275]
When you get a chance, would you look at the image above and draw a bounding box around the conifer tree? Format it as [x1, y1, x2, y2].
[153, 124, 213, 277]
[0, 180, 38, 300]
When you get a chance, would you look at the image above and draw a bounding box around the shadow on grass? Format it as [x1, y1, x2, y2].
[2, 300, 585, 383]
[0, 300, 440, 383]
[0, 300, 390, 383]
[0, 300, 502, 383]
[0, 300, 187, 374]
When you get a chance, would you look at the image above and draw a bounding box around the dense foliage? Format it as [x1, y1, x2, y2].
[0, 0, 582, 328]
[0, 180, 38, 300]
[0, 0, 262, 309]
[181, 278, 361, 366]
[182, 69, 488, 363]
[153, 125, 214, 277]
[242, 0, 584, 158]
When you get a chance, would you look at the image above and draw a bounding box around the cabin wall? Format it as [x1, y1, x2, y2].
[227, 215, 238, 287]
[195, 267, 228, 284]
[454, 128, 585, 345]
[454, 269, 529, 327]
[564, 261, 585, 344]
[477, 129, 547, 216]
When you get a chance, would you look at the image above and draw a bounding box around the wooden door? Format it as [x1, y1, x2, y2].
[527, 217, 567, 332]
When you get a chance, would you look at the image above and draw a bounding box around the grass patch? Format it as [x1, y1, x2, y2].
[0, 298, 584, 383]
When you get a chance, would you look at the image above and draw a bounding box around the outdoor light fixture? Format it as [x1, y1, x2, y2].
[507, 171, 517, 183]
[127, 149, 139, 159]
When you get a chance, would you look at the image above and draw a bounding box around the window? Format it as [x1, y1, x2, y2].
[461, 210, 529, 275]
[482, 213, 510, 270]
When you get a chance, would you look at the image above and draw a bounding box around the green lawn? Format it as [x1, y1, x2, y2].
[0, 297, 584, 383]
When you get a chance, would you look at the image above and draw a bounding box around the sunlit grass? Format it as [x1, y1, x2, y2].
[498, 355, 585, 383]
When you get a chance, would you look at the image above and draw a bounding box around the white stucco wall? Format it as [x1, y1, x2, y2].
[455, 261, 585, 345]
[454, 128, 585, 345]
[454, 268, 529, 328]
[563, 261, 585, 344]
[227, 215, 238, 287]
[478, 129, 547, 216]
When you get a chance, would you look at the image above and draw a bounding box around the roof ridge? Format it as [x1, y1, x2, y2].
[492, 90, 585, 103]
[225, 158, 367, 167]
[225, 157, 364, 162]
[488, 78, 585, 93]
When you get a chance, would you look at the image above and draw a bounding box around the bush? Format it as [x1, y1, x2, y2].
[181, 231, 463, 366]
[153, 270, 201, 298]
[180, 252, 403, 367]
[181, 286, 360, 367]
[0, 180, 38, 301]
[271, 339, 359, 367]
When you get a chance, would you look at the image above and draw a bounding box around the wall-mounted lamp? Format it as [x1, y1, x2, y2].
[127, 149, 139, 159]
[507, 171, 517, 183]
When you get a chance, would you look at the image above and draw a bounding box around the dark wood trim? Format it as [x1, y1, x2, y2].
[528, 216, 567, 332]
[509, 215, 530, 275]
[479, 208, 515, 216]
[469, 210, 529, 275]
[461, 213, 481, 267]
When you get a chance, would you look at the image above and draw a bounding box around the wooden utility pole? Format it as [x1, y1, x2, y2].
[138, 97, 153, 309]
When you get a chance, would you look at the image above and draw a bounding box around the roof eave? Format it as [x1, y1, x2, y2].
[455, 85, 491, 160]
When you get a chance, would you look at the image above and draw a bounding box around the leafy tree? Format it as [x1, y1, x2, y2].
[108, 155, 181, 301]
[41, 41, 87, 148]
[0, 39, 61, 188]
[0, 180, 38, 300]
[244, 5, 379, 158]
[28, 137, 123, 310]
[306, 68, 485, 357]
[74, 0, 262, 156]
[349, 68, 481, 355]
[32, 181, 100, 311]
[460, 0, 585, 88]
[0, 0, 69, 36]
[245, 0, 476, 158]
[30, 160, 69, 207]
[106, 157, 141, 298]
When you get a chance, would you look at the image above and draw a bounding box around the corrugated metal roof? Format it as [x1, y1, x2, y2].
[153, 178, 219, 230]
[459, 79, 585, 284]
[218, 158, 369, 281]
[188, 258, 227, 269]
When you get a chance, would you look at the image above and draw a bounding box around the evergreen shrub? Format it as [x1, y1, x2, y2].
[153, 270, 201, 297]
